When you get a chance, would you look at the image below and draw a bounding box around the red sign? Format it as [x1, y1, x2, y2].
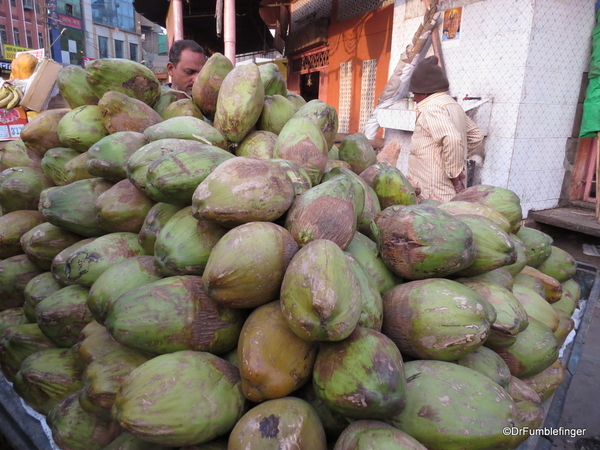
[59, 14, 82, 29]
[83, 57, 95, 68]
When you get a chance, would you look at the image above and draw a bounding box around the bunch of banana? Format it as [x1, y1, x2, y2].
[0, 85, 24, 109]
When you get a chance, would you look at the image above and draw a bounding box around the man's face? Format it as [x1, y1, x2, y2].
[167, 48, 206, 95]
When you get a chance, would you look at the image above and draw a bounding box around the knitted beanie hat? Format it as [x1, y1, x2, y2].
[409, 56, 449, 94]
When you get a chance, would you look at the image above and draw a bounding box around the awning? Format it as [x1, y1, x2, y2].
[133, 0, 274, 56]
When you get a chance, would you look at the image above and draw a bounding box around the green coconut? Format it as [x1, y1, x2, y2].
[113, 350, 246, 446]
[161, 98, 204, 120]
[372, 204, 475, 280]
[56, 65, 100, 108]
[98, 90, 163, 134]
[554, 308, 575, 346]
[293, 99, 339, 149]
[47, 392, 122, 450]
[79, 346, 152, 420]
[35, 285, 93, 347]
[0, 322, 58, 381]
[192, 52, 234, 120]
[70, 320, 126, 368]
[0, 166, 54, 212]
[502, 234, 528, 276]
[438, 200, 512, 233]
[552, 278, 581, 316]
[22, 272, 63, 321]
[237, 300, 318, 402]
[213, 63, 265, 143]
[493, 317, 559, 378]
[228, 397, 327, 450]
[287, 91, 307, 110]
[154, 206, 227, 276]
[145, 143, 234, 206]
[0, 308, 28, 337]
[57, 105, 109, 152]
[359, 162, 417, 208]
[202, 222, 298, 309]
[512, 284, 560, 332]
[41, 147, 81, 185]
[235, 130, 278, 158]
[346, 254, 384, 331]
[338, 133, 378, 175]
[451, 184, 523, 233]
[382, 278, 491, 361]
[102, 432, 172, 450]
[280, 239, 362, 342]
[63, 151, 95, 183]
[514, 226, 553, 267]
[258, 62, 288, 96]
[387, 360, 518, 450]
[20, 222, 83, 271]
[270, 158, 313, 198]
[86, 131, 149, 182]
[333, 420, 427, 450]
[273, 116, 330, 186]
[456, 345, 512, 389]
[0, 254, 44, 310]
[257, 94, 297, 135]
[63, 232, 147, 287]
[39, 178, 113, 237]
[105, 275, 244, 355]
[94, 179, 156, 233]
[535, 245, 578, 282]
[0, 210, 46, 259]
[191, 156, 295, 227]
[137, 202, 182, 255]
[520, 358, 566, 402]
[87, 255, 162, 325]
[313, 326, 407, 419]
[143, 116, 228, 150]
[51, 237, 96, 286]
[13, 347, 84, 415]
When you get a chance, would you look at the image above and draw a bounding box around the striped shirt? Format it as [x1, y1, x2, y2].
[407, 92, 484, 202]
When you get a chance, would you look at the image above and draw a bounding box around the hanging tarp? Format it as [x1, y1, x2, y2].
[579, 5, 600, 137]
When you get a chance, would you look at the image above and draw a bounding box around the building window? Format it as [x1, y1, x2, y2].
[65, 3, 73, 15]
[13, 27, 20, 47]
[115, 39, 123, 58]
[26, 30, 32, 48]
[38, 32, 43, 49]
[0, 26, 7, 47]
[98, 35, 108, 59]
[129, 42, 137, 61]
[10, 0, 15, 7]
[23, 0, 33, 9]
[92, 0, 136, 32]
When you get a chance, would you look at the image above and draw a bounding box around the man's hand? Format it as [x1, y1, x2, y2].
[450, 172, 466, 193]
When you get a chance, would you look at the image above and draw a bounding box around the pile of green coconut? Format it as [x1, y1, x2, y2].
[0, 55, 582, 450]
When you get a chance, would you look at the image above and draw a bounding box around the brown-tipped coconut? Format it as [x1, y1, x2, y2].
[105, 276, 244, 355]
[70, 320, 126, 367]
[237, 300, 318, 402]
[284, 174, 357, 249]
[51, 237, 96, 286]
[0, 308, 28, 337]
[192, 156, 295, 227]
[313, 326, 407, 419]
[0, 210, 46, 259]
[553, 308, 575, 347]
[154, 206, 227, 276]
[0, 166, 54, 212]
[228, 397, 327, 450]
[520, 358, 566, 402]
[20, 222, 83, 271]
[22, 273, 62, 322]
[41, 147, 81, 185]
[20, 109, 69, 156]
[552, 278, 581, 316]
[382, 278, 491, 361]
[235, 129, 278, 158]
[273, 116, 329, 186]
[64, 151, 95, 183]
[98, 90, 163, 134]
[493, 317, 559, 378]
[0, 139, 42, 170]
[451, 184, 523, 233]
[202, 222, 298, 308]
[512, 284, 560, 332]
[86, 131, 149, 182]
[94, 179, 155, 233]
[213, 62, 265, 143]
[280, 239, 362, 342]
[192, 52, 234, 120]
[372, 204, 475, 280]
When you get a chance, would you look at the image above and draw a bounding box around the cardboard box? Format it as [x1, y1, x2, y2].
[0, 106, 28, 140]
[20, 59, 63, 112]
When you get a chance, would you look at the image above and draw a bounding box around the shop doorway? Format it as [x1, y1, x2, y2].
[300, 72, 320, 102]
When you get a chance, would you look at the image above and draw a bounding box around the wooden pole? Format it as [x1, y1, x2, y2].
[224, 0, 236, 66]
[172, 0, 184, 42]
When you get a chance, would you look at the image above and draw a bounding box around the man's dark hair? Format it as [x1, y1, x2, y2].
[169, 39, 205, 66]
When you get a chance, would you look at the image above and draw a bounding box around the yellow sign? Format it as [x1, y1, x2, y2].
[3, 44, 33, 60]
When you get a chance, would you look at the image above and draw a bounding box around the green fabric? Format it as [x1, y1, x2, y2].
[580, 77, 600, 137]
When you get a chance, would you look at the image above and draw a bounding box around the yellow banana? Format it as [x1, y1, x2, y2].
[6, 88, 20, 109]
[0, 87, 12, 108]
